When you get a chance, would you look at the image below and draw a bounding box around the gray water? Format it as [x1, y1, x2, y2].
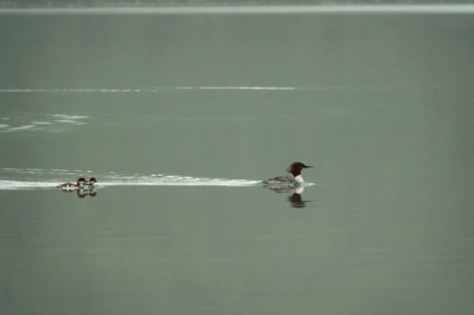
[1, 6, 474, 315]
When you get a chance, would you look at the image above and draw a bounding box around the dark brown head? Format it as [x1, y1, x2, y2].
[88, 177, 97, 184]
[287, 162, 314, 177]
[76, 177, 87, 185]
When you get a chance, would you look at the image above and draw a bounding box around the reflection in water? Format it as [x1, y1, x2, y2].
[77, 189, 97, 198]
[58, 187, 97, 198]
[288, 187, 309, 208]
[263, 185, 311, 208]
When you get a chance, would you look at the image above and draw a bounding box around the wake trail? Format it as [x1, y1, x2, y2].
[0, 168, 315, 190]
[0, 168, 262, 190]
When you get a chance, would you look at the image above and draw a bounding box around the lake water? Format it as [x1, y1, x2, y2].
[1, 6, 474, 315]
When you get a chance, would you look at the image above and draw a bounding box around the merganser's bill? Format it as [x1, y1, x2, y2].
[262, 162, 313, 187]
[57, 177, 87, 191]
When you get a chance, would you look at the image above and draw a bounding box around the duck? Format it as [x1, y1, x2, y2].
[56, 177, 87, 191]
[262, 162, 313, 187]
[82, 177, 97, 189]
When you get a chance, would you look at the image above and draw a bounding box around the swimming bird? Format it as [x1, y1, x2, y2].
[262, 162, 313, 187]
[78, 177, 97, 190]
[56, 177, 87, 191]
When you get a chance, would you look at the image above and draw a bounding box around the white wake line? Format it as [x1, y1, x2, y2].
[0, 178, 264, 190]
[0, 179, 315, 190]
[100, 181, 263, 187]
[0, 87, 295, 93]
[0, 86, 414, 93]
[0, 181, 58, 190]
[0, 169, 315, 190]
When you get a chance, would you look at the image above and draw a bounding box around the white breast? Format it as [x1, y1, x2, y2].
[294, 175, 304, 183]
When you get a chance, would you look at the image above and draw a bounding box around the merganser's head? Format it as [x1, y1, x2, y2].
[76, 177, 87, 185]
[88, 177, 97, 185]
[287, 162, 313, 177]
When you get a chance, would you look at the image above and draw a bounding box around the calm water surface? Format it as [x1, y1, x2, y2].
[1, 7, 474, 315]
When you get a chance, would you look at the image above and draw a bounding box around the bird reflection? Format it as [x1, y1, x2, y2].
[287, 188, 306, 208]
[263, 185, 310, 208]
[76, 189, 97, 198]
[56, 188, 97, 198]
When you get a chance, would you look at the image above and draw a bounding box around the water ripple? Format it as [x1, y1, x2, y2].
[0, 85, 416, 94]
[1, 113, 89, 133]
[0, 168, 264, 190]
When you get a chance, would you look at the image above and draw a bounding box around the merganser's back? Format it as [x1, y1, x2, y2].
[262, 162, 313, 187]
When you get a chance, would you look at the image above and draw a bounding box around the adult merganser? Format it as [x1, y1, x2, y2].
[262, 162, 313, 187]
[56, 177, 87, 190]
